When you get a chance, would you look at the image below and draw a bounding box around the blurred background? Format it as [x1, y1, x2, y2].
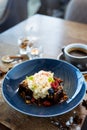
[28, 0, 70, 18]
[0, 0, 70, 33]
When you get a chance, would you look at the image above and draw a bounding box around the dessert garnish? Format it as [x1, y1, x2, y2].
[18, 70, 68, 106]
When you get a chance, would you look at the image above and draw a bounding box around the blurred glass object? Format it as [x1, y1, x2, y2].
[28, 0, 41, 16]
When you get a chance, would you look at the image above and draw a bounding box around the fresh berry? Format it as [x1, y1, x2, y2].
[43, 101, 51, 106]
[48, 88, 54, 94]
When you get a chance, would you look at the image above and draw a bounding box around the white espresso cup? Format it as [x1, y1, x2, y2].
[62, 43, 87, 70]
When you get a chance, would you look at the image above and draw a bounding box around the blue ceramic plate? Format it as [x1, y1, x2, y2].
[2, 58, 86, 117]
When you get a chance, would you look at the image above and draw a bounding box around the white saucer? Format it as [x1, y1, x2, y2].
[57, 53, 65, 61]
[57, 53, 87, 73]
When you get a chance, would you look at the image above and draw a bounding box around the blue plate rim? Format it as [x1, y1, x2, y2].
[2, 82, 86, 117]
[1, 58, 86, 117]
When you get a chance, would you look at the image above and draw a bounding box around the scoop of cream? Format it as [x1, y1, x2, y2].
[26, 70, 54, 99]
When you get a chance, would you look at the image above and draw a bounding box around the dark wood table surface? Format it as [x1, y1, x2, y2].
[0, 14, 87, 130]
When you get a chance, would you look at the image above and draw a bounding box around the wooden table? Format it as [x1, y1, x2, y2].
[0, 14, 87, 130]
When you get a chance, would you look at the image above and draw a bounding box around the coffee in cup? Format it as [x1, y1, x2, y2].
[62, 43, 87, 71]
